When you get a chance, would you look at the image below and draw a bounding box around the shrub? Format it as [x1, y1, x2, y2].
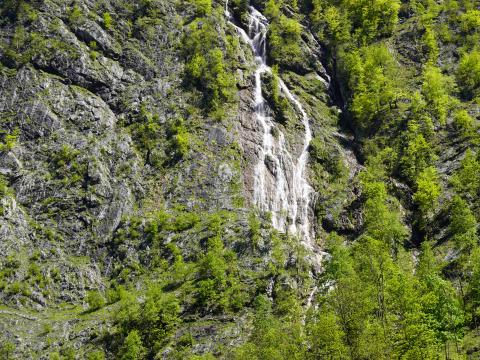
[103, 12, 112, 30]
[459, 9, 480, 33]
[171, 211, 200, 232]
[449, 195, 478, 250]
[68, 5, 83, 25]
[268, 14, 303, 69]
[0, 341, 15, 360]
[0, 128, 19, 152]
[51, 144, 85, 184]
[120, 330, 145, 360]
[87, 350, 105, 360]
[453, 109, 475, 138]
[413, 166, 441, 219]
[86, 290, 106, 311]
[422, 25, 438, 61]
[421, 65, 456, 125]
[450, 149, 480, 201]
[457, 50, 480, 99]
[191, 0, 211, 17]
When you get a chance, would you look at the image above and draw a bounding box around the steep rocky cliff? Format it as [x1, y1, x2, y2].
[0, 0, 347, 357]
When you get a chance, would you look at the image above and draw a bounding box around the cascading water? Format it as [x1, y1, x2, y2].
[226, 2, 323, 270]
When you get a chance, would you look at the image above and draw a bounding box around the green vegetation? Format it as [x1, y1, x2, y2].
[265, 0, 303, 68]
[1, 0, 480, 358]
[86, 291, 106, 312]
[457, 50, 480, 100]
[103, 12, 113, 30]
[51, 144, 86, 185]
[0, 128, 19, 152]
[183, 16, 237, 117]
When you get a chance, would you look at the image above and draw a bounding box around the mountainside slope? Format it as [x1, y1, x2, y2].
[0, 0, 480, 359]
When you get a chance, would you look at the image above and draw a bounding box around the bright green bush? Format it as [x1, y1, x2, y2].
[86, 290, 106, 311]
[400, 121, 437, 182]
[413, 166, 441, 219]
[183, 20, 236, 115]
[453, 109, 475, 139]
[344, 44, 400, 128]
[422, 65, 457, 125]
[457, 50, 480, 99]
[103, 12, 113, 30]
[422, 24, 439, 61]
[268, 14, 303, 68]
[191, 0, 212, 17]
[451, 149, 480, 201]
[87, 350, 105, 360]
[120, 330, 145, 360]
[459, 9, 480, 33]
[68, 5, 83, 25]
[449, 195, 478, 250]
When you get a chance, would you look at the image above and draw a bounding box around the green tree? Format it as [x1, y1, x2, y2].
[306, 305, 349, 359]
[417, 242, 465, 357]
[413, 166, 441, 221]
[233, 295, 305, 360]
[344, 44, 400, 129]
[268, 13, 303, 68]
[196, 235, 246, 313]
[451, 149, 480, 202]
[401, 131, 436, 183]
[348, 0, 401, 42]
[453, 109, 476, 139]
[457, 50, 480, 99]
[191, 0, 212, 17]
[465, 247, 480, 330]
[86, 290, 105, 312]
[421, 65, 456, 125]
[449, 195, 478, 250]
[120, 330, 146, 360]
[183, 19, 236, 115]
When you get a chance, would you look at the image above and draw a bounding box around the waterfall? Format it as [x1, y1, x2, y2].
[226, 2, 322, 270]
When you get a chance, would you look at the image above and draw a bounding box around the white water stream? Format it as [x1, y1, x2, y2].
[225, 2, 322, 271]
